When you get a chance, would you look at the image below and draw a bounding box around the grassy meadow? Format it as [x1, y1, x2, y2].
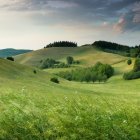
[0, 47, 140, 139]
[15, 46, 126, 67]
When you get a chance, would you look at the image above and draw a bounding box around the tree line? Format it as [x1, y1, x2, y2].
[40, 58, 70, 69]
[40, 56, 80, 69]
[58, 62, 114, 83]
[44, 41, 77, 48]
[93, 41, 140, 57]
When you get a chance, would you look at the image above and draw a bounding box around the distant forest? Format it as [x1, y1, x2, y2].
[93, 41, 140, 57]
[0, 48, 32, 58]
[44, 41, 77, 48]
[44, 40, 140, 58]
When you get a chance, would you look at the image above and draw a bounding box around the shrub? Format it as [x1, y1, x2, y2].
[58, 62, 114, 83]
[123, 71, 140, 80]
[55, 63, 70, 68]
[127, 59, 132, 65]
[73, 60, 80, 64]
[33, 70, 37, 74]
[66, 56, 74, 65]
[124, 58, 140, 80]
[50, 77, 59, 84]
[133, 58, 140, 72]
[40, 60, 43, 63]
[7, 57, 14, 61]
[40, 58, 59, 69]
[40, 58, 71, 69]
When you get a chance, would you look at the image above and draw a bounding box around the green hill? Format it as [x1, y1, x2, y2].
[15, 46, 127, 67]
[1, 53, 140, 139]
[0, 48, 32, 58]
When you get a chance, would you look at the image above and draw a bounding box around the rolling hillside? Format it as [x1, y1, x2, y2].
[0, 58, 72, 96]
[0, 48, 32, 58]
[1, 55, 140, 139]
[14, 46, 127, 67]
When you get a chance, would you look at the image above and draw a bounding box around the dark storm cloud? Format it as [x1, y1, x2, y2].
[1, 0, 140, 31]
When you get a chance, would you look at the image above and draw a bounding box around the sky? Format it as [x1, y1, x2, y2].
[0, 0, 140, 50]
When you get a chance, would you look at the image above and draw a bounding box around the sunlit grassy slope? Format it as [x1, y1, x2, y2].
[15, 46, 127, 67]
[0, 54, 140, 139]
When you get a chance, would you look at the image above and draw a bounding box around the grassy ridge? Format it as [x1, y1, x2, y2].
[15, 46, 127, 67]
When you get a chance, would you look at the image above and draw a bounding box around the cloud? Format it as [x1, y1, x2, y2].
[0, 0, 140, 49]
[133, 2, 140, 23]
[113, 17, 126, 33]
[0, 0, 139, 34]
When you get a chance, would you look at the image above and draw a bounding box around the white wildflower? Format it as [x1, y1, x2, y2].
[123, 120, 127, 123]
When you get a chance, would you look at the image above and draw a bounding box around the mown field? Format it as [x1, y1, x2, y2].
[0, 50, 140, 139]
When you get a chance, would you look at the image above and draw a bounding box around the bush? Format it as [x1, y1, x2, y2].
[127, 59, 132, 65]
[33, 70, 37, 74]
[7, 57, 14, 61]
[54, 63, 70, 68]
[40, 58, 71, 69]
[66, 56, 74, 65]
[133, 58, 140, 72]
[50, 77, 59, 84]
[58, 62, 114, 83]
[73, 60, 80, 64]
[123, 71, 140, 80]
[40, 58, 59, 69]
[124, 58, 140, 80]
[40, 60, 43, 63]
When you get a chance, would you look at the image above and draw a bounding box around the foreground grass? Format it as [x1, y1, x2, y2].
[0, 59, 140, 139]
[0, 88, 140, 140]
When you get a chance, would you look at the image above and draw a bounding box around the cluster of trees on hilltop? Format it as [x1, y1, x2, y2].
[93, 41, 130, 55]
[58, 62, 114, 83]
[44, 41, 77, 48]
[93, 41, 140, 57]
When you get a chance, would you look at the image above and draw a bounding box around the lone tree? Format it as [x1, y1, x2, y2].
[7, 57, 14, 61]
[127, 59, 132, 65]
[33, 70, 37, 74]
[66, 56, 74, 65]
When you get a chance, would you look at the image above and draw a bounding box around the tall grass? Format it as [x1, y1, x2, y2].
[0, 91, 140, 140]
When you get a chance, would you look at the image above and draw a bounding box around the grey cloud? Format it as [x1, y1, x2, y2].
[0, 0, 140, 31]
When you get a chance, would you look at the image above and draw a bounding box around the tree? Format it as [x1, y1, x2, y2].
[7, 57, 14, 61]
[40, 58, 58, 69]
[33, 70, 37, 74]
[97, 74, 102, 83]
[102, 75, 108, 82]
[84, 72, 91, 82]
[57, 62, 114, 83]
[91, 73, 97, 83]
[45, 41, 77, 48]
[124, 58, 140, 80]
[133, 58, 140, 72]
[104, 64, 114, 78]
[123, 71, 140, 80]
[66, 56, 74, 65]
[127, 59, 132, 65]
